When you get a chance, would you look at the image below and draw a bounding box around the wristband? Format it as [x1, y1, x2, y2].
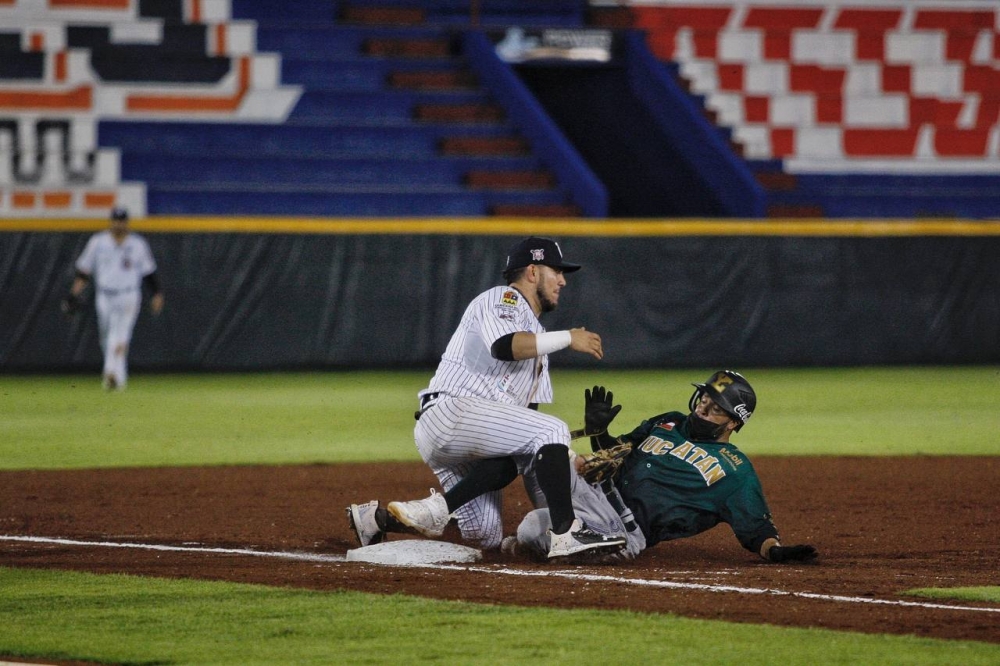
[535, 330, 572, 356]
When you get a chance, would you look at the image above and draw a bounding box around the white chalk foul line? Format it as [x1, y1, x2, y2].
[425, 564, 1000, 614]
[0, 534, 345, 563]
[3, 535, 998, 615]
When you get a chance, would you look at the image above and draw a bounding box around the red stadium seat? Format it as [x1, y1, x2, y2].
[640, 1, 1000, 167]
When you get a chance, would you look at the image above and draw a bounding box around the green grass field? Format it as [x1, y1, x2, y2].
[0, 366, 997, 469]
[2, 567, 998, 666]
[1, 367, 998, 664]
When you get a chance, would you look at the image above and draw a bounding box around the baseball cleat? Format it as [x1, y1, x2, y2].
[347, 500, 385, 547]
[547, 519, 626, 559]
[387, 488, 451, 538]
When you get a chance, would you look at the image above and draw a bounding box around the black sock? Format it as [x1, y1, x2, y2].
[375, 507, 398, 532]
[534, 444, 574, 534]
[443, 457, 518, 513]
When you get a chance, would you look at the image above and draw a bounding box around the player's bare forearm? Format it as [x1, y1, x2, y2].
[510, 332, 538, 360]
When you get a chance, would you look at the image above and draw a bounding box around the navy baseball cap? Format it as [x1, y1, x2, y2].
[110, 207, 129, 222]
[503, 237, 581, 276]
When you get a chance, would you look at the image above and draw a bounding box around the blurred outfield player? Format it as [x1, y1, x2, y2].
[62, 207, 164, 391]
[505, 371, 818, 564]
[348, 236, 626, 561]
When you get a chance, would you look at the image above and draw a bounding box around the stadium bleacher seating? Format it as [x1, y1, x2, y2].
[0, 0, 298, 218]
[2, 0, 592, 217]
[6, 0, 998, 219]
[620, 0, 1000, 217]
[214, 0, 588, 216]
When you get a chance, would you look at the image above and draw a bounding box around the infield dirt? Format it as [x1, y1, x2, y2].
[1, 457, 998, 644]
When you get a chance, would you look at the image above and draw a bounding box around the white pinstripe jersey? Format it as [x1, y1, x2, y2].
[75, 231, 157, 292]
[423, 285, 553, 406]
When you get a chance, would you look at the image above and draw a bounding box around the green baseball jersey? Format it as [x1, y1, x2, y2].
[615, 411, 779, 555]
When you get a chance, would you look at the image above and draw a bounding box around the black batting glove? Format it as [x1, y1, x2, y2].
[584, 386, 622, 436]
[768, 544, 818, 564]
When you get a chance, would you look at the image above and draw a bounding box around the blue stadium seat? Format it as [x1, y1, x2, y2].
[96, 0, 583, 216]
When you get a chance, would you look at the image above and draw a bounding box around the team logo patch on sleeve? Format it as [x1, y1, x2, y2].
[500, 290, 519, 306]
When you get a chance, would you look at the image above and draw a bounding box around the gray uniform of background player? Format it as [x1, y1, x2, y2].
[414, 284, 570, 549]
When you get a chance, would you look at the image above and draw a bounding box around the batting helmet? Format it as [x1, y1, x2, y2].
[688, 370, 756, 431]
[110, 207, 129, 222]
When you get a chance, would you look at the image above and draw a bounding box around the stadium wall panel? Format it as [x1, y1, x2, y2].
[1, 220, 997, 370]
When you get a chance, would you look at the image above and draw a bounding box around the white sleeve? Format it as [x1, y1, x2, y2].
[477, 287, 526, 347]
[74, 235, 98, 275]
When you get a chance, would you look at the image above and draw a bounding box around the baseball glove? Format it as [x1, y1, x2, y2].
[578, 441, 632, 485]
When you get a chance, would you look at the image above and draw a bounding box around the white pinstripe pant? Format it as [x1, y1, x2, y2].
[413, 394, 571, 549]
[95, 289, 140, 387]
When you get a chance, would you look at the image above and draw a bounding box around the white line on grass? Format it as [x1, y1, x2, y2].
[0, 534, 346, 563]
[3, 534, 998, 615]
[426, 564, 1000, 614]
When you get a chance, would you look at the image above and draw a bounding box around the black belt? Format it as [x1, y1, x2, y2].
[414, 392, 440, 421]
[99, 287, 136, 296]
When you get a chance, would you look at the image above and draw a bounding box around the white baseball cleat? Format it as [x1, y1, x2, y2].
[387, 488, 451, 538]
[547, 519, 626, 559]
[347, 500, 385, 547]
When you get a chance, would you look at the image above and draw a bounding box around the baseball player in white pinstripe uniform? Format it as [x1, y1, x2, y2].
[348, 237, 627, 561]
[62, 208, 163, 390]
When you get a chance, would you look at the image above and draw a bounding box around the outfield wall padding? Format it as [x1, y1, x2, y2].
[1, 232, 997, 371]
